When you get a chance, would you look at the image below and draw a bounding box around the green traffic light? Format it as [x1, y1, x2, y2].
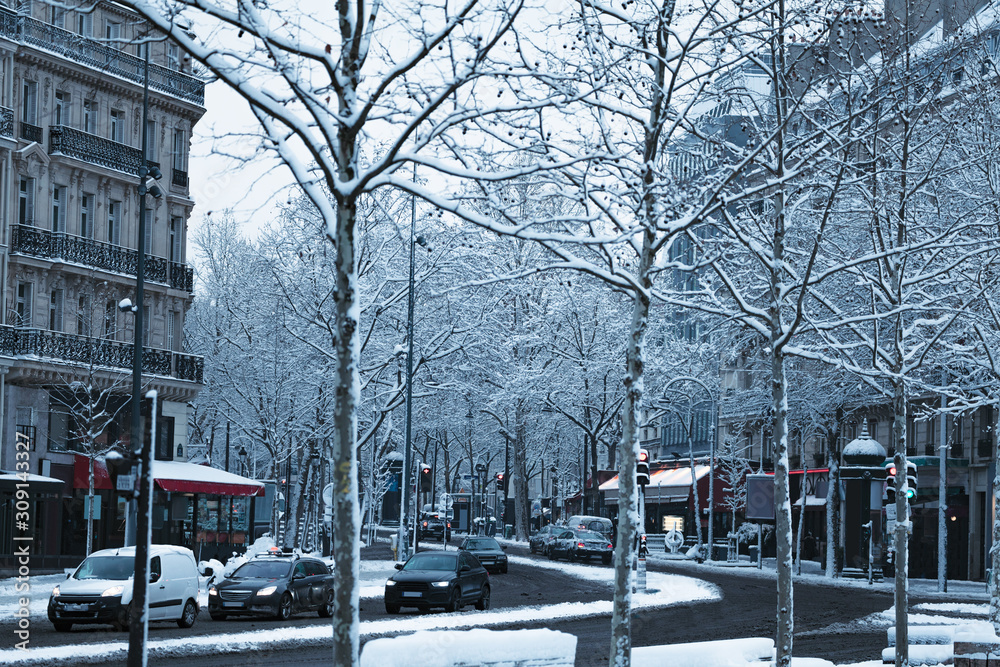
[906, 488, 915, 499]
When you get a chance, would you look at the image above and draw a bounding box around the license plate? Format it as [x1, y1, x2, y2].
[62, 603, 89, 612]
[222, 601, 244, 608]
[402, 591, 421, 598]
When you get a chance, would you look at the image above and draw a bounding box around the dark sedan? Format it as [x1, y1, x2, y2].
[529, 525, 561, 556]
[208, 555, 334, 621]
[549, 529, 613, 564]
[459, 536, 508, 573]
[418, 513, 451, 541]
[384, 551, 490, 613]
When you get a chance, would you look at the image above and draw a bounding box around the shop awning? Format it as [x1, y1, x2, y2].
[0, 471, 65, 493]
[74, 455, 264, 497]
[600, 465, 710, 505]
[793, 495, 826, 508]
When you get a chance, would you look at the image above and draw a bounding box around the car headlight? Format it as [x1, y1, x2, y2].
[385, 580, 396, 587]
[102, 585, 124, 597]
[257, 585, 277, 596]
[51, 586, 60, 598]
[430, 581, 450, 588]
[208, 586, 218, 596]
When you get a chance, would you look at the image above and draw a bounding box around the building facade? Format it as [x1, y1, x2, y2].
[0, 0, 204, 568]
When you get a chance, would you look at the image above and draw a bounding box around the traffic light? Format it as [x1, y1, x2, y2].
[885, 462, 896, 503]
[419, 465, 432, 492]
[905, 461, 917, 500]
[637, 449, 650, 486]
[496, 472, 507, 492]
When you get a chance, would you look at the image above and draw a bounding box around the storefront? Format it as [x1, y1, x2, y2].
[71, 455, 265, 562]
[0, 471, 65, 573]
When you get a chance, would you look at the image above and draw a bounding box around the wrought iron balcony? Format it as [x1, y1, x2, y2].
[0, 107, 13, 139]
[172, 168, 188, 188]
[9, 224, 194, 294]
[50, 125, 148, 175]
[0, 8, 204, 105]
[20, 121, 41, 143]
[0, 325, 203, 383]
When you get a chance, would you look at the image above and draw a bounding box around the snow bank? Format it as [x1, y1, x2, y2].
[359, 628, 575, 667]
[221, 535, 275, 577]
[633, 637, 773, 666]
[880, 644, 952, 665]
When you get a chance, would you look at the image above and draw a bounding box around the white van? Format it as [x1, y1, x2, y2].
[47, 545, 200, 632]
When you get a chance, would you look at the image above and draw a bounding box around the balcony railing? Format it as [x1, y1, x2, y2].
[0, 9, 204, 105]
[50, 125, 148, 175]
[20, 121, 40, 143]
[10, 224, 194, 294]
[0, 107, 13, 139]
[0, 325, 203, 383]
[172, 168, 188, 188]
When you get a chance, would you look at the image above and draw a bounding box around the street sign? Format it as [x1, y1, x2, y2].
[116, 473, 134, 492]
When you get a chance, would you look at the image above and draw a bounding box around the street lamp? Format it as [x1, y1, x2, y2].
[238, 446, 249, 477]
[660, 376, 717, 561]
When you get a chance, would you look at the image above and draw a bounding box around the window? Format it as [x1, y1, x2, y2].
[80, 193, 93, 237]
[169, 217, 182, 262]
[22, 79, 37, 124]
[77, 294, 90, 337]
[167, 310, 180, 351]
[18, 177, 34, 225]
[867, 419, 878, 442]
[105, 20, 121, 44]
[83, 100, 95, 133]
[49, 289, 63, 331]
[146, 119, 156, 160]
[50, 4, 64, 28]
[167, 43, 181, 71]
[110, 109, 123, 142]
[144, 208, 153, 254]
[15, 408, 34, 451]
[15, 282, 32, 327]
[74, 10, 92, 36]
[104, 299, 117, 339]
[52, 185, 66, 232]
[107, 200, 121, 245]
[54, 91, 69, 126]
[172, 129, 185, 171]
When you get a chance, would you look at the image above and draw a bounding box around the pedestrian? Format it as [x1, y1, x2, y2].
[803, 532, 815, 560]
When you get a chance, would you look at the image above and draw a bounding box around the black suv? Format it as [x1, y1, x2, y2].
[418, 513, 451, 541]
[208, 550, 334, 621]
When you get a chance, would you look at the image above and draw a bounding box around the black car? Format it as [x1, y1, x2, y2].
[208, 553, 334, 621]
[418, 513, 451, 541]
[549, 529, 613, 564]
[459, 536, 508, 573]
[384, 551, 490, 613]
[529, 525, 559, 556]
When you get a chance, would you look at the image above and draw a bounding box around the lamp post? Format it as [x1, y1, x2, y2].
[127, 36, 163, 667]
[661, 376, 717, 561]
[397, 165, 419, 563]
[239, 446, 249, 477]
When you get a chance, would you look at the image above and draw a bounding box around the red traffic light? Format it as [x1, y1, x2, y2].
[422, 466, 431, 474]
[887, 465, 897, 476]
[496, 473, 504, 481]
[638, 450, 649, 463]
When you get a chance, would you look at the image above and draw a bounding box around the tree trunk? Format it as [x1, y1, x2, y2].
[893, 380, 909, 667]
[330, 191, 361, 666]
[688, 414, 703, 553]
[609, 225, 654, 667]
[87, 454, 95, 556]
[991, 406, 1000, 632]
[513, 410, 530, 541]
[825, 429, 841, 578]
[794, 432, 806, 575]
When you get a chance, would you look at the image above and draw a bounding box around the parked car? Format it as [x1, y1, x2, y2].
[529, 525, 559, 556]
[384, 551, 490, 613]
[549, 529, 614, 564]
[459, 536, 508, 573]
[208, 550, 334, 621]
[418, 513, 451, 541]
[566, 515, 615, 545]
[48, 545, 200, 632]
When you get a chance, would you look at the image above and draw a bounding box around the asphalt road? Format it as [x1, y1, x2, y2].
[5, 539, 971, 666]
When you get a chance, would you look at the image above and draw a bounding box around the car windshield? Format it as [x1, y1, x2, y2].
[403, 554, 457, 571]
[74, 556, 133, 580]
[576, 530, 606, 541]
[465, 538, 500, 550]
[231, 560, 291, 579]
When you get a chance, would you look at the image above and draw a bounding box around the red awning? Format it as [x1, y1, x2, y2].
[73, 455, 264, 497]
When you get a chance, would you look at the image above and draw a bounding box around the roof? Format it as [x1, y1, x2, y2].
[599, 465, 711, 492]
[0, 471, 65, 493]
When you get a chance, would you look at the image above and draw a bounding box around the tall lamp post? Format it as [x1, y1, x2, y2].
[662, 376, 717, 561]
[127, 37, 163, 667]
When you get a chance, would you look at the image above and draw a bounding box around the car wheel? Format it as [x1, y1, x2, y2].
[276, 593, 293, 621]
[209, 611, 228, 621]
[548, 548, 556, 560]
[446, 587, 462, 613]
[501, 563, 508, 574]
[53, 621, 72, 632]
[475, 585, 491, 610]
[602, 554, 612, 565]
[318, 590, 334, 618]
[529, 543, 536, 554]
[114, 603, 132, 631]
[385, 602, 400, 614]
[177, 599, 198, 628]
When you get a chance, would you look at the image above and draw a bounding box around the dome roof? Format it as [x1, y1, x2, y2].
[842, 425, 886, 466]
